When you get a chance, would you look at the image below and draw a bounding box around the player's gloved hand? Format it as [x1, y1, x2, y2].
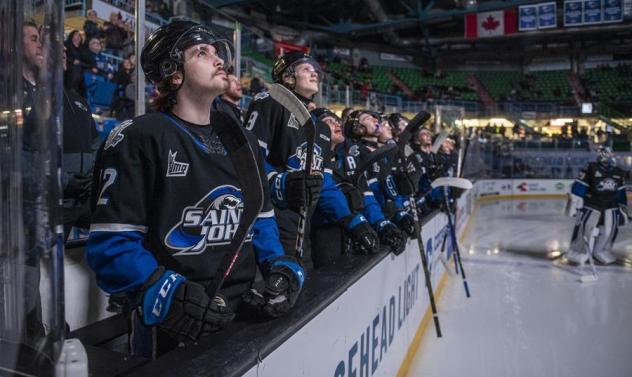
[392, 211, 416, 237]
[64, 173, 93, 203]
[376, 220, 407, 255]
[269, 171, 323, 210]
[139, 267, 235, 342]
[341, 214, 379, 255]
[242, 256, 305, 318]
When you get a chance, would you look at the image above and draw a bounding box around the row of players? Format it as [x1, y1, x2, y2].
[87, 20, 459, 357]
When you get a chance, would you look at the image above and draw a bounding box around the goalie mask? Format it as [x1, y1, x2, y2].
[597, 146, 616, 168]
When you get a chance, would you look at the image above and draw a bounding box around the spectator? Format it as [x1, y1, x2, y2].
[85, 36, 113, 80]
[64, 30, 85, 94]
[83, 9, 102, 41]
[103, 12, 128, 54]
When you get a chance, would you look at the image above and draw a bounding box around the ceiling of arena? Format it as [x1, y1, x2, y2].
[205, 0, 632, 64]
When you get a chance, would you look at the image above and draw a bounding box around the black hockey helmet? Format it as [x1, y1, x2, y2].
[386, 113, 409, 136]
[343, 109, 381, 139]
[272, 51, 323, 85]
[141, 20, 233, 84]
[311, 108, 341, 123]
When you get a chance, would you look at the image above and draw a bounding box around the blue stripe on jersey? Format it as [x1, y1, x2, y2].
[317, 171, 352, 221]
[571, 180, 588, 197]
[252, 216, 285, 265]
[363, 193, 386, 226]
[86, 230, 158, 294]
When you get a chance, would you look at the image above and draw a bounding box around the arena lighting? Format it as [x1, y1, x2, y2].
[489, 118, 508, 124]
[550, 118, 574, 126]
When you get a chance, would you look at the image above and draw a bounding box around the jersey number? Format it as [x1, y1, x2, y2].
[97, 168, 117, 205]
[245, 111, 258, 131]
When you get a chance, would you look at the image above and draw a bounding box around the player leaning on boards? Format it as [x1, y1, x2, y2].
[566, 146, 630, 265]
[244, 51, 378, 267]
[86, 21, 304, 359]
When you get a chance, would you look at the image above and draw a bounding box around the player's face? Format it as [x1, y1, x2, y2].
[181, 43, 228, 94]
[397, 119, 408, 134]
[225, 74, 242, 99]
[419, 130, 432, 145]
[359, 112, 380, 136]
[378, 121, 393, 143]
[441, 140, 452, 154]
[323, 115, 344, 146]
[293, 62, 320, 96]
[23, 25, 43, 69]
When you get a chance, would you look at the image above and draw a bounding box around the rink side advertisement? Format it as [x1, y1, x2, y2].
[241, 206, 458, 377]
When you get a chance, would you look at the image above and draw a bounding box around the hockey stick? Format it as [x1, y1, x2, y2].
[431, 176, 473, 190]
[443, 190, 471, 297]
[267, 83, 315, 258]
[205, 111, 265, 299]
[409, 197, 443, 337]
[396, 111, 432, 149]
[431, 130, 449, 154]
[347, 143, 397, 185]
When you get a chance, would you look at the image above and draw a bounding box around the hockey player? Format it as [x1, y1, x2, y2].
[343, 110, 416, 239]
[310, 108, 405, 264]
[86, 21, 304, 358]
[244, 52, 378, 266]
[408, 128, 436, 212]
[566, 146, 629, 265]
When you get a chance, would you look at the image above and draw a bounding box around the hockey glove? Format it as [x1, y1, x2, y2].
[139, 267, 235, 342]
[338, 183, 365, 212]
[63, 172, 93, 203]
[243, 256, 305, 318]
[376, 220, 407, 255]
[392, 211, 416, 237]
[270, 171, 323, 210]
[342, 214, 380, 255]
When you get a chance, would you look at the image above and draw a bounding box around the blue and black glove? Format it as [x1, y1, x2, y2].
[392, 210, 416, 237]
[376, 220, 407, 255]
[269, 171, 323, 210]
[139, 267, 235, 342]
[341, 213, 380, 255]
[243, 256, 305, 318]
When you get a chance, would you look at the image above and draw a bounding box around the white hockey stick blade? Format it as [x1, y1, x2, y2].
[431, 177, 473, 190]
[431, 130, 449, 154]
[267, 83, 311, 125]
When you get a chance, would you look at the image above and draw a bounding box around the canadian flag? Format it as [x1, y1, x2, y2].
[465, 9, 518, 39]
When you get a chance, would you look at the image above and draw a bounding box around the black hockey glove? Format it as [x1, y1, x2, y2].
[394, 171, 416, 196]
[376, 220, 407, 255]
[242, 256, 305, 318]
[341, 214, 380, 255]
[270, 171, 323, 210]
[338, 183, 365, 212]
[393, 210, 416, 237]
[63, 172, 93, 203]
[139, 267, 235, 342]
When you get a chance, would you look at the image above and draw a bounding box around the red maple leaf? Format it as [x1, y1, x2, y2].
[482, 16, 500, 31]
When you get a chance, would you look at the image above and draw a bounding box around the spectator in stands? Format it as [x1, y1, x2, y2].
[158, 0, 173, 19]
[83, 9, 102, 41]
[64, 30, 85, 94]
[85, 36, 113, 80]
[120, 20, 135, 58]
[103, 12, 127, 55]
[213, 71, 244, 124]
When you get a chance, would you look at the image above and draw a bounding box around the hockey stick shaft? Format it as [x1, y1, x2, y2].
[409, 198, 442, 337]
[443, 192, 470, 297]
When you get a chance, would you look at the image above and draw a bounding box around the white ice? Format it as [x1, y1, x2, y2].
[408, 197, 632, 377]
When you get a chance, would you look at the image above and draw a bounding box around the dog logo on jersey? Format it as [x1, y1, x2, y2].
[287, 142, 324, 172]
[596, 178, 617, 192]
[287, 114, 300, 130]
[104, 119, 133, 150]
[348, 145, 360, 157]
[166, 150, 190, 177]
[254, 91, 270, 101]
[165, 185, 252, 255]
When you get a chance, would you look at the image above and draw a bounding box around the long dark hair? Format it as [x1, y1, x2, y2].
[151, 74, 180, 113]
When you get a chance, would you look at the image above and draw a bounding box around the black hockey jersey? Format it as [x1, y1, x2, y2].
[87, 112, 284, 300]
[571, 162, 627, 210]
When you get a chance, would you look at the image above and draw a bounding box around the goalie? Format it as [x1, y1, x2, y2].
[566, 146, 629, 265]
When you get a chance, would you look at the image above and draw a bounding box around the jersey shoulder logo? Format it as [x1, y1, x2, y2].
[73, 100, 88, 112]
[254, 91, 270, 101]
[164, 185, 252, 255]
[594, 171, 602, 178]
[105, 119, 133, 150]
[287, 113, 299, 130]
[348, 145, 360, 157]
[166, 149, 190, 177]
